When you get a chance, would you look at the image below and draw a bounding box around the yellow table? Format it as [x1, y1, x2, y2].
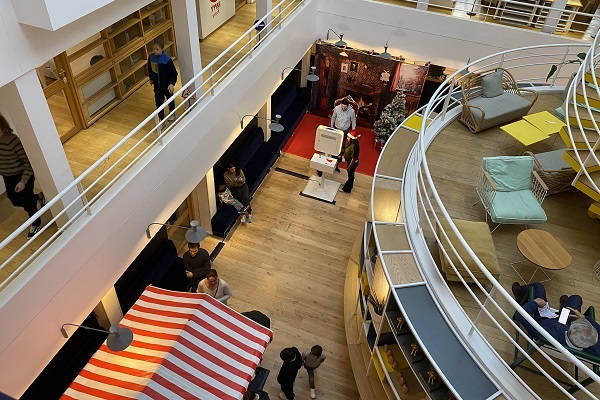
[523, 111, 566, 135]
[500, 120, 549, 154]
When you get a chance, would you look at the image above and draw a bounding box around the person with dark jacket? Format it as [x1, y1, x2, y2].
[340, 130, 360, 193]
[0, 113, 45, 238]
[148, 41, 178, 121]
[513, 282, 600, 356]
[277, 347, 303, 400]
[183, 242, 211, 291]
[224, 162, 253, 222]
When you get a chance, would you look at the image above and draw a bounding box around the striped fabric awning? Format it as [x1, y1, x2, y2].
[62, 285, 273, 400]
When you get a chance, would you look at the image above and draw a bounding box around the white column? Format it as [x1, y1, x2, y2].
[299, 50, 312, 88]
[257, 101, 272, 141]
[190, 169, 217, 234]
[171, 0, 203, 94]
[0, 70, 82, 226]
[93, 286, 123, 330]
[416, 0, 429, 11]
[542, 0, 568, 34]
[256, 0, 273, 37]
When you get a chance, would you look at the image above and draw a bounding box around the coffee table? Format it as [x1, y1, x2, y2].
[511, 229, 572, 283]
[500, 111, 566, 155]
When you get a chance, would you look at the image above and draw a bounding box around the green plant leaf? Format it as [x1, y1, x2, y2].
[546, 64, 558, 82]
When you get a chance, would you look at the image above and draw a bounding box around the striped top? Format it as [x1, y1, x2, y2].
[0, 133, 32, 183]
[62, 285, 273, 400]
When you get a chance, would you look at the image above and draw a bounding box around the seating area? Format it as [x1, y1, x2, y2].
[459, 68, 538, 133]
[424, 89, 600, 396]
[211, 126, 279, 238]
[476, 155, 548, 229]
[211, 79, 310, 237]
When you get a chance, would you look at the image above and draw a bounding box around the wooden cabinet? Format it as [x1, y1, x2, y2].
[65, 0, 176, 126]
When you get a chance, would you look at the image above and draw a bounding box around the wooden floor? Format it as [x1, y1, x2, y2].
[426, 93, 600, 398]
[196, 153, 368, 399]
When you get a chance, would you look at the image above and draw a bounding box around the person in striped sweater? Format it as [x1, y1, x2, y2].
[0, 114, 45, 238]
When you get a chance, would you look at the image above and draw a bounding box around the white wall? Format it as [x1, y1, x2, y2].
[0, 1, 318, 396]
[0, 0, 590, 396]
[318, 0, 586, 72]
[0, 0, 153, 88]
[11, 0, 115, 31]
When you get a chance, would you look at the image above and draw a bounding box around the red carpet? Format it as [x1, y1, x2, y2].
[282, 113, 379, 176]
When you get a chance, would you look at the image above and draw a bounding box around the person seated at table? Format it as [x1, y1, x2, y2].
[197, 269, 232, 305]
[512, 281, 600, 356]
[243, 388, 260, 400]
[183, 242, 211, 292]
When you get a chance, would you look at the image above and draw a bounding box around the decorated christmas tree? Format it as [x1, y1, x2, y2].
[373, 91, 406, 146]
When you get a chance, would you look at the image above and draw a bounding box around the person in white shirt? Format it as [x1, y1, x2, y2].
[197, 269, 232, 305]
[330, 99, 357, 172]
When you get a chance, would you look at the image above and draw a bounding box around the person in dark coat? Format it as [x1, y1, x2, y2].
[513, 282, 600, 356]
[148, 41, 178, 121]
[340, 130, 360, 193]
[277, 347, 303, 400]
[183, 242, 211, 292]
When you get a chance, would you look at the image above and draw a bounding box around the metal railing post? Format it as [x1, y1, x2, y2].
[209, 66, 215, 96]
[248, 32, 254, 58]
[77, 182, 92, 216]
[278, 4, 283, 29]
[469, 286, 497, 334]
[441, 80, 454, 120]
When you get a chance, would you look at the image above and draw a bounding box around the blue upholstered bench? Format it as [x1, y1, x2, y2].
[211, 127, 279, 237]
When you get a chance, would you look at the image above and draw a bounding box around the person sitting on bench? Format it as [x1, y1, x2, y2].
[512, 282, 600, 356]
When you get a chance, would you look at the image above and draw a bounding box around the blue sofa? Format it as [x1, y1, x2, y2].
[268, 81, 310, 150]
[211, 127, 279, 237]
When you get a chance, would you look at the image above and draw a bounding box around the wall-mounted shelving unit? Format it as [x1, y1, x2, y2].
[65, 0, 177, 126]
[353, 221, 503, 399]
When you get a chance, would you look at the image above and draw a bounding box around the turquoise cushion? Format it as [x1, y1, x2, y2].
[483, 156, 533, 191]
[490, 190, 547, 224]
[481, 70, 504, 98]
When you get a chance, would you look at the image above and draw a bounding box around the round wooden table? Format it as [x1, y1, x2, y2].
[511, 229, 572, 283]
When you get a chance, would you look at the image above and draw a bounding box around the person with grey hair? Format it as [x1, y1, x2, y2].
[512, 282, 600, 356]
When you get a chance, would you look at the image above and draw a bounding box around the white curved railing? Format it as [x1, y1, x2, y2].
[376, 0, 600, 40]
[564, 34, 600, 193]
[371, 43, 600, 399]
[0, 0, 305, 291]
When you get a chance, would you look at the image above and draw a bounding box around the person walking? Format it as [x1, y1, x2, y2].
[148, 41, 178, 122]
[224, 162, 253, 222]
[197, 269, 232, 305]
[339, 131, 360, 194]
[277, 347, 303, 400]
[302, 345, 326, 399]
[183, 242, 211, 292]
[330, 98, 356, 171]
[0, 114, 45, 238]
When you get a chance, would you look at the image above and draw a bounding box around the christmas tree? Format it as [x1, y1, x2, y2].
[373, 91, 406, 145]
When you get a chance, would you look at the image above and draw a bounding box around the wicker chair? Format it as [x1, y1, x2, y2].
[523, 150, 576, 195]
[459, 68, 538, 133]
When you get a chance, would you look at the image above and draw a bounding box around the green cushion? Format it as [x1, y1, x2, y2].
[481, 70, 503, 98]
[489, 190, 547, 224]
[483, 156, 533, 191]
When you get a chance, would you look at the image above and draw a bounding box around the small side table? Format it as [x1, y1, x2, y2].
[511, 229, 572, 283]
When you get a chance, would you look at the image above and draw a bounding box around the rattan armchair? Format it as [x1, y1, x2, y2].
[459, 68, 538, 133]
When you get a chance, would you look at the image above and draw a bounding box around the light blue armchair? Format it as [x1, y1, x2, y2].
[476, 156, 548, 231]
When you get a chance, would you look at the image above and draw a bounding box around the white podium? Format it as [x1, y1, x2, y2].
[300, 126, 344, 203]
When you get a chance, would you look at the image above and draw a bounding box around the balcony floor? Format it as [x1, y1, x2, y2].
[426, 92, 600, 398]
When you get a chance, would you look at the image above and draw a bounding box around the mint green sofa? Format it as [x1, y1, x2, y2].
[476, 156, 548, 229]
